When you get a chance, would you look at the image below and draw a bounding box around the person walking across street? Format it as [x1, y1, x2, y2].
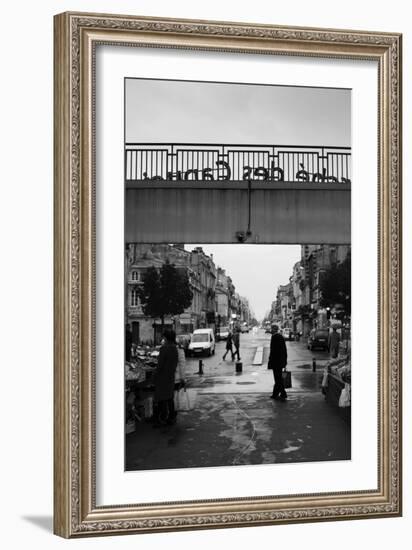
[222, 331, 235, 361]
[232, 327, 241, 361]
[153, 329, 178, 426]
[328, 326, 341, 359]
[267, 324, 288, 400]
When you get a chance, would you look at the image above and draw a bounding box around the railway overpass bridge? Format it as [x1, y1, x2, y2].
[125, 143, 351, 244]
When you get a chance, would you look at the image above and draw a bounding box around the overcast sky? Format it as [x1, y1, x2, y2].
[186, 244, 301, 321]
[125, 78, 350, 146]
[126, 79, 350, 321]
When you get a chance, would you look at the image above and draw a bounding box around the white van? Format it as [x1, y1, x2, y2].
[188, 329, 215, 357]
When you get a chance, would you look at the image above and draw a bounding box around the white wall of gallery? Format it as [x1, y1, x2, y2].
[0, 1, 409, 548]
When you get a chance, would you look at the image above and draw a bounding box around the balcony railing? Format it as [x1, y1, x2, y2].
[125, 143, 351, 184]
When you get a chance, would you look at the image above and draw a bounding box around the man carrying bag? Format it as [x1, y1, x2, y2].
[267, 324, 289, 401]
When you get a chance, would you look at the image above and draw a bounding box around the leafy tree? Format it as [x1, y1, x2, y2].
[138, 266, 163, 318]
[319, 254, 351, 314]
[138, 262, 193, 332]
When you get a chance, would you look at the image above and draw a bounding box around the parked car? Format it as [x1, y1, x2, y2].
[282, 328, 293, 341]
[188, 328, 216, 357]
[240, 323, 249, 333]
[307, 329, 329, 351]
[217, 326, 230, 341]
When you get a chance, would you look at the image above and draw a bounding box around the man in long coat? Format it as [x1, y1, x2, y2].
[267, 324, 288, 400]
[154, 329, 178, 425]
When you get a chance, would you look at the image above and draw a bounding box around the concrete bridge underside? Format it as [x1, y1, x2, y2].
[125, 181, 351, 244]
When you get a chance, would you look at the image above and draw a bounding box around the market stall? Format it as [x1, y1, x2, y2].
[125, 348, 158, 433]
[321, 354, 351, 424]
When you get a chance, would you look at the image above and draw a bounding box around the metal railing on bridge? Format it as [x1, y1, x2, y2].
[125, 143, 351, 184]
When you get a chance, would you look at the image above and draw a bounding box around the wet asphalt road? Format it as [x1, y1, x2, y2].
[125, 330, 350, 471]
[185, 329, 329, 388]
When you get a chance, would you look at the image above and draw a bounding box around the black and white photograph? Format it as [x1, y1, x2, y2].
[124, 78, 351, 471]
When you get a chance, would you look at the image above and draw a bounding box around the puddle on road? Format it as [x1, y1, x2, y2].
[236, 381, 256, 385]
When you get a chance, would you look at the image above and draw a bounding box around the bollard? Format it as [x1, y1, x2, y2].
[312, 358, 316, 372]
[235, 361, 243, 373]
[198, 359, 204, 375]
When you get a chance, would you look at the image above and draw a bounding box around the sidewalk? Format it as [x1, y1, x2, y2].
[126, 369, 350, 471]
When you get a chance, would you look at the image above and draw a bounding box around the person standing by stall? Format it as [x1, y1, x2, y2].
[153, 329, 178, 426]
[175, 343, 187, 389]
[267, 324, 288, 400]
[172, 341, 188, 421]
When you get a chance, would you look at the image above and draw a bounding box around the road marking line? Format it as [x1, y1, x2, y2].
[252, 346, 264, 365]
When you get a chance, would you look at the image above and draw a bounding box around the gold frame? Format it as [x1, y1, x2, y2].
[54, 11, 402, 538]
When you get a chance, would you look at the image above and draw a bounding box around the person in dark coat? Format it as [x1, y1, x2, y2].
[153, 329, 178, 426]
[267, 324, 288, 400]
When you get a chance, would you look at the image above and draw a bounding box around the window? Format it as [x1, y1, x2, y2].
[131, 270, 140, 281]
[192, 334, 209, 343]
[131, 289, 140, 307]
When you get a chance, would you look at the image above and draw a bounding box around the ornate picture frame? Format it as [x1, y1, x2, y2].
[54, 12, 402, 537]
